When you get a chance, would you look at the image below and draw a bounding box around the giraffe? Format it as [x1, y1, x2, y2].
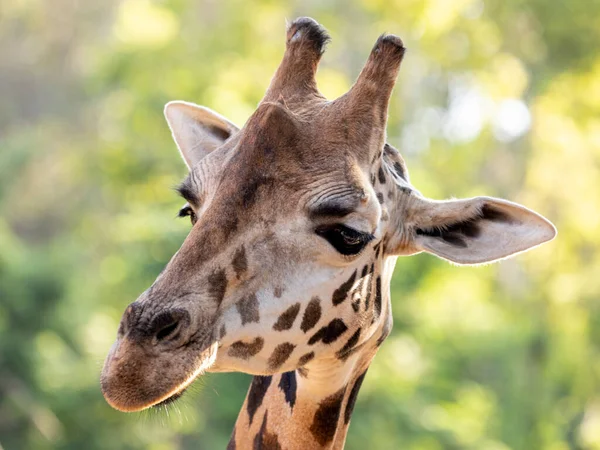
[101, 17, 556, 449]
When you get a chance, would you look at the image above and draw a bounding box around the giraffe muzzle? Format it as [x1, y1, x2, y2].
[101, 304, 218, 412]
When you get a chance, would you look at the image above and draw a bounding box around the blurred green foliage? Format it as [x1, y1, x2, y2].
[1, 0, 599, 449]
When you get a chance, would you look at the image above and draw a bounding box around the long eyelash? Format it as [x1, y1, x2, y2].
[178, 206, 192, 218]
[176, 181, 195, 202]
[341, 226, 374, 243]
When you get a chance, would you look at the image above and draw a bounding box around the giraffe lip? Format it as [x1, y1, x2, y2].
[141, 341, 219, 410]
[152, 389, 186, 409]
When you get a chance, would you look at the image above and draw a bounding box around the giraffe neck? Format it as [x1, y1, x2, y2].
[227, 257, 396, 450]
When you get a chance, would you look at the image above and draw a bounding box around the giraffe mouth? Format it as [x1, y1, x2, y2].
[101, 337, 218, 412]
[152, 389, 185, 409]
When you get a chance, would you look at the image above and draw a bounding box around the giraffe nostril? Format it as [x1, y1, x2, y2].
[150, 309, 189, 343]
[156, 320, 180, 341]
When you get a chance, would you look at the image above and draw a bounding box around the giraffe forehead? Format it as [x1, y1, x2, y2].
[201, 142, 369, 219]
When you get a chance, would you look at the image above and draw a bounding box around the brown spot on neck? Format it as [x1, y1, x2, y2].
[272, 303, 301, 331]
[301, 297, 321, 332]
[298, 352, 315, 367]
[308, 319, 348, 345]
[246, 375, 272, 425]
[228, 337, 264, 360]
[309, 386, 346, 445]
[267, 342, 296, 371]
[344, 370, 368, 424]
[253, 411, 282, 450]
[332, 271, 357, 305]
[297, 366, 309, 378]
[335, 328, 361, 361]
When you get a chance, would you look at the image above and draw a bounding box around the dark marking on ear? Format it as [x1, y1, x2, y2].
[344, 370, 368, 424]
[227, 428, 236, 450]
[374, 276, 382, 319]
[370, 173, 376, 186]
[208, 269, 227, 306]
[332, 271, 357, 305]
[247, 375, 272, 425]
[415, 226, 469, 247]
[378, 166, 386, 184]
[351, 298, 360, 313]
[308, 319, 348, 345]
[482, 204, 513, 223]
[377, 192, 384, 204]
[310, 386, 346, 445]
[253, 411, 282, 450]
[383, 143, 408, 181]
[207, 124, 231, 141]
[268, 342, 296, 371]
[336, 328, 361, 361]
[298, 351, 315, 366]
[273, 303, 301, 331]
[219, 324, 227, 339]
[443, 233, 468, 247]
[301, 297, 321, 332]
[232, 246, 248, 279]
[229, 337, 264, 360]
[237, 294, 260, 325]
[415, 204, 513, 248]
[393, 162, 406, 180]
[278, 371, 297, 409]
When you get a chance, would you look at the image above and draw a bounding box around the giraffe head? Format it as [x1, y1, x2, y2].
[101, 18, 556, 412]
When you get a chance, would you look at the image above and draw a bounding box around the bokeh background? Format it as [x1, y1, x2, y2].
[1, 0, 599, 449]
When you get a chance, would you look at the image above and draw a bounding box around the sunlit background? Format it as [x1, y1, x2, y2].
[1, 0, 599, 449]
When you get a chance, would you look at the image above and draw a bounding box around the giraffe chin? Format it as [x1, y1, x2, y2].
[101, 337, 218, 412]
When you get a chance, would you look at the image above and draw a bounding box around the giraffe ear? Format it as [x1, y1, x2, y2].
[404, 196, 556, 265]
[164, 101, 239, 169]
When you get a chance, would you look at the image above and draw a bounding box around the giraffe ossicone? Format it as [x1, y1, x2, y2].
[101, 17, 556, 449]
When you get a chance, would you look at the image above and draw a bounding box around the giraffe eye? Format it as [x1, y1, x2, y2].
[178, 205, 197, 225]
[315, 224, 374, 256]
